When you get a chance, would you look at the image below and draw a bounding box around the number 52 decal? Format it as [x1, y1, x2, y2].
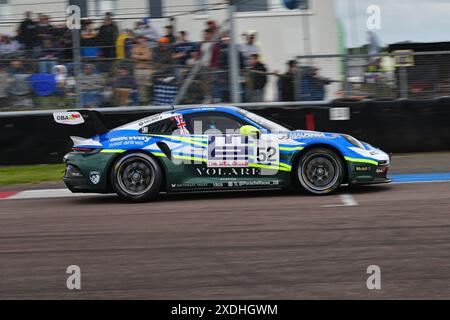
[253, 135, 279, 166]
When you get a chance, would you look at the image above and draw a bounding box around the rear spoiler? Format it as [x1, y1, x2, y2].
[53, 110, 109, 135]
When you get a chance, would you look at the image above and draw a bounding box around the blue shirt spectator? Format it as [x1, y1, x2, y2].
[173, 31, 197, 65]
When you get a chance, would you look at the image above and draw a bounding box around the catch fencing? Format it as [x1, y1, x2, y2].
[4, 44, 450, 111]
[297, 51, 450, 101]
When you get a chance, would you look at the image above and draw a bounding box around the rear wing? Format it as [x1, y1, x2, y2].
[53, 110, 109, 136]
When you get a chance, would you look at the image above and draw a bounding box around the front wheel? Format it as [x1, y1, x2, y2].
[111, 153, 162, 202]
[295, 148, 344, 195]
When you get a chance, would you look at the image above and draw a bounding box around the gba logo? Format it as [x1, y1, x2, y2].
[53, 112, 85, 125]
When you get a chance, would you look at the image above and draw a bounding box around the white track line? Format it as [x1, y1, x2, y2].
[340, 194, 359, 206]
[323, 194, 359, 207]
[4, 189, 108, 200]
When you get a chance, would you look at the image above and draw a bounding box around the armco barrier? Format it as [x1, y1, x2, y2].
[0, 106, 171, 165]
[365, 98, 450, 152]
[0, 100, 449, 165]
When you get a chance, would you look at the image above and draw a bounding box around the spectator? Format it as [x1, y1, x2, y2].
[38, 39, 58, 73]
[163, 25, 176, 44]
[18, 11, 38, 56]
[52, 23, 70, 60]
[152, 37, 177, 106]
[298, 67, 330, 101]
[173, 31, 197, 66]
[116, 29, 135, 59]
[240, 31, 260, 67]
[199, 28, 221, 102]
[135, 19, 160, 48]
[199, 28, 220, 69]
[79, 64, 104, 107]
[247, 53, 267, 102]
[0, 35, 21, 57]
[218, 31, 244, 70]
[80, 20, 100, 59]
[58, 28, 74, 61]
[310, 68, 330, 101]
[153, 37, 174, 80]
[36, 14, 54, 46]
[81, 19, 97, 40]
[97, 13, 119, 61]
[8, 60, 26, 75]
[186, 50, 200, 67]
[218, 31, 230, 70]
[0, 66, 14, 108]
[133, 21, 142, 36]
[113, 65, 138, 106]
[206, 20, 218, 36]
[131, 35, 152, 103]
[53, 65, 68, 95]
[278, 60, 297, 101]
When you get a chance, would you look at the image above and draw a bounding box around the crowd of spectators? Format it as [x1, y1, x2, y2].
[0, 11, 329, 109]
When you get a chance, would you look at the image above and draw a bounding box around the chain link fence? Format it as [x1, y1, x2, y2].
[2, 40, 450, 111]
[297, 51, 450, 101]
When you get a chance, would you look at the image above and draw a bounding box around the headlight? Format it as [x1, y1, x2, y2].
[343, 135, 366, 149]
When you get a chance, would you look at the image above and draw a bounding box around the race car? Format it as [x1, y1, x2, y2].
[54, 106, 391, 202]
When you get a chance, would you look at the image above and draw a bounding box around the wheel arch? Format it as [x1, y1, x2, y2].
[106, 149, 168, 193]
[290, 143, 349, 185]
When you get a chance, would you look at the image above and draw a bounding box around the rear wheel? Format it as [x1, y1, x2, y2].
[111, 153, 162, 202]
[295, 148, 344, 195]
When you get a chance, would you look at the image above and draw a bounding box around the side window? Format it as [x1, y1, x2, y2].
[185, 113, 246, 134]
[139, 119, 177, 134]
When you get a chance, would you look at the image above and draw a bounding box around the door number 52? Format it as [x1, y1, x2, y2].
[256, 146, 277, 164]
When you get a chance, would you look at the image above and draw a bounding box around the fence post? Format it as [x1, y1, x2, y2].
[343, 53, 350, 98]
[228, 1, 241, 103]
[67, 5, 82, 108]
[72, 29, 82, 108]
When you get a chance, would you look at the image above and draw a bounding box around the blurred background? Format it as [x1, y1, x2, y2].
[0, 0, 448, 110]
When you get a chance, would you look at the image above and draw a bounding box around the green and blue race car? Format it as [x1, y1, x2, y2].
[54, 106, 391, 202]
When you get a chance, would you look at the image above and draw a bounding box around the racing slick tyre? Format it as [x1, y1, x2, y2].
[111, 153, 163, 202]
[295, 147, 344, 195]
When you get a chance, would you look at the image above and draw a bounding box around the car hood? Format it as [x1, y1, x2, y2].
[284, 130, 340, 140]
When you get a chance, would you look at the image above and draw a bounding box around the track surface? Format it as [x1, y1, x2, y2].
[1, 153, 450, 299]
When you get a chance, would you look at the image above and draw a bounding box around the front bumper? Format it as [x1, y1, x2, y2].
[350, 178, 392, 185]
[348, 159, 391, 185]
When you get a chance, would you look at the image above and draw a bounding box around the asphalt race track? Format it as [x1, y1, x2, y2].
[1, 152, 450, 299]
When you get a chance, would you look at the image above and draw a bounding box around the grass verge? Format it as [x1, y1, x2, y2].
[0, 164, 65, 186]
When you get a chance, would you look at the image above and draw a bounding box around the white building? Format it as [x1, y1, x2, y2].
[0, 0, 341, 100]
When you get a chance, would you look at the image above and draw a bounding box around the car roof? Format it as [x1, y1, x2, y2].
[111, 106, 242, 131]
[163, 105, 240, 115]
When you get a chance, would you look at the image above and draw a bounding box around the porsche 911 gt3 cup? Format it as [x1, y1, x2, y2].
[54, 106, 391, 202]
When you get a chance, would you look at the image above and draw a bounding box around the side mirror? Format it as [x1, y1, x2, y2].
[240, 125, 261, 137]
